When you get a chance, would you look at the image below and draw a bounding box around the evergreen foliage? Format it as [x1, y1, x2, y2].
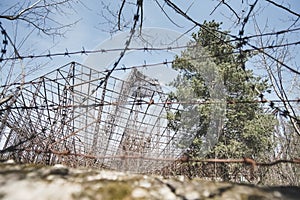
[168, 21, 276, 179]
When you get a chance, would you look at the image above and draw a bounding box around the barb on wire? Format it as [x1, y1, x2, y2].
[1, 91, 299, 116]
[87, 0, 143, 97]
[0, 57, 299, 123]
[162, 0, 300, 75]
[1, 37, 299, 63]
[180, 157, 300, 166]
[0, 22, 23, 65]
[11, 147, 300, 167]
[0, 23, 8, 62]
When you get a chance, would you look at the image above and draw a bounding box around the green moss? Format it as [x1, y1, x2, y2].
[23, 163, 46, 169]
[73, 181, 133, 200]
[0, 193, 5, 198]
[241, 194, 266, 200]
[98, 181, 132, 200]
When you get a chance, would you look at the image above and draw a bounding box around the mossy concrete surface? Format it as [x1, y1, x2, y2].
[0, 160, 299, 200]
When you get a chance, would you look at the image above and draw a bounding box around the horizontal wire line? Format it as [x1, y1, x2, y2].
[1, 99, 299, 111]
[1, 39, 300, 62]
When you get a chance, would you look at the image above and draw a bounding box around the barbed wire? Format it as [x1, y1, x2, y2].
[162, 0, 300, 75]
[0, 1, 299, 73]
[1, 95, 299, 125]
[0, 98, 299, 111]
[0, 22, 21, 60]
[0, 14, 299, 64]
[157, 0, 300, 134]
[0, 37, 299, 63]
[0, 22, 8, 62]
[0, 58, 299, 122]
[3, 147, 300, 168]
[86, 0, 143, 98]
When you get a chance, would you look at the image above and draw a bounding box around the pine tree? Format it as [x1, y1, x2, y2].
[168, 21, 276, 180]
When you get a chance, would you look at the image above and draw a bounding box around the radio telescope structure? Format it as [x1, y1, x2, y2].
[0, 27, 225, 173]
[0, 62, 190, 173]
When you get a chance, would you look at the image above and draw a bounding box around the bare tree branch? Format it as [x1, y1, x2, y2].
[254, 17, 300, 136]
[154, 0, 183, 28]
[0, 0, 80, 36]
[118, 0, 126, 30]
[265, 0, 300, 18]
[210, 0, 241, 23]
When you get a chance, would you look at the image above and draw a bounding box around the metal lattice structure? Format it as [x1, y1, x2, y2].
[0, 62, 187, 173]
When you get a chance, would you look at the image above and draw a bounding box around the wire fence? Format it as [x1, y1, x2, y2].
[0, 62, 299, 182]
[0, 62, 189, 173]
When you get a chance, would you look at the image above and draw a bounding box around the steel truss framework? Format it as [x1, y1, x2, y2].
[0, 62, 186, 173]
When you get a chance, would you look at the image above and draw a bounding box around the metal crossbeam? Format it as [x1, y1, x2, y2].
[0, 62, 186, 173]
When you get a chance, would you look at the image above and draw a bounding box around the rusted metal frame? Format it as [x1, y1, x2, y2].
[113, 71, 144, 156]
[0, 107, 12, 144]
[83, 67, 93, 154]
[91, 71, 108, 155]
[118, 92, 139, 153]
[135, 89, 156, 132]
[17, 86, 40, 143]
[143, 105, 174, 170]
[102, 74, 129, 159]
[24, 80, 49, 162]
[151, 101, 183, 159]
[144, 95, 166, 138]
[67, 63, 77, 161]
[0, 89, 23, 151]
[56, 64, 75, 148]
[2, 128, 13, 150]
